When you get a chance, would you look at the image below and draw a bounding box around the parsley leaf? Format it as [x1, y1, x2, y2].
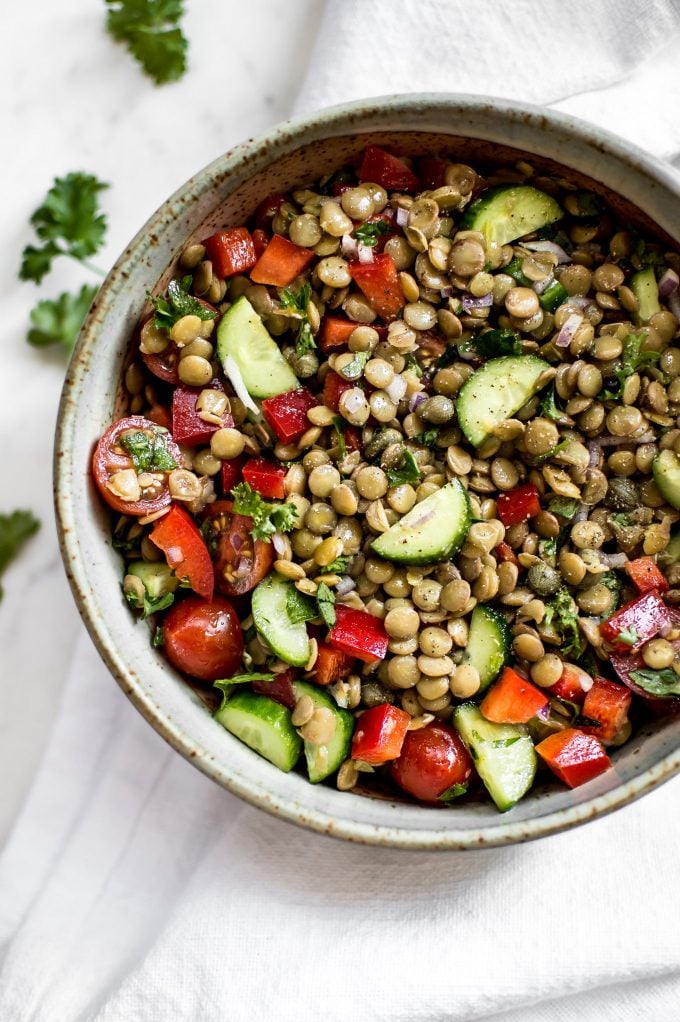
[352, 220, 391, 247]
[386, 448, 421, 487]
[27, 284, 98, 352]
[215, 672, 276, 689]
[149, 276, 217, 331]
[600, 332, 660, 400]
[493, 737, 520, 748]
[616, 626, 641, 647]
[540, 386, 566, 422]
[409, 428, 440, 448]
[629, 668, 680, 698]
[633, 237, 666, 273]
[105, 0, 188, 85]
[331, 416, 347, 459]
[125, 587, 175, 619]
[404, 353, 423, 378]
[119, 428, 178, 473]
[152, 626, 164, 648]
[231, 482, 298, 542]
[439, 782, 468, 803]
[547, 496, 580, 519]
[543, 588, 584, 658]
[0, 510, 40, 601]
[469, 328, 522, 358]
[20, 173, 109, 282]
[286, 586, 317, 625]
[280, 284, 316, 358]
[323, 556, 350, 575]
[316, 582, 336, 628]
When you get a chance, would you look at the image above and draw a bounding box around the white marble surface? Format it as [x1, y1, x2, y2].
[0, 0, 323, 845]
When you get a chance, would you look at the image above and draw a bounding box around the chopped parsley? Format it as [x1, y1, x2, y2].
[547, 496, 580, 519]
[543, 588, 584, 658]
[231, 482, 298, 542]
[125, 587, 175, 619]
[339, 350, 370, 381]
[0, 510, 40, 601]
[280, 284, 316, 358]
[439, 782, 468, 803]
[409, 428, 440, 447]
[352, 220, 391, 247]
[600, 332, 660, 401]
[152, 627, 164, 648]
[616, 626, 641, 647]
[332, 416, 348, 458]
[105, 0, 188, 85]
[119, 428, 178, 473]
[323, 556, 350, 576]
[386, 448, 421, 487]
[468, 328, 522, 358]
[316, 582, 336, 629]
[404, 353, 424, 378]
[286, 587, 317, 625]
[148, 276, 217, 331]
[629, 668, 680, 697]
[539, 386, 565, 423]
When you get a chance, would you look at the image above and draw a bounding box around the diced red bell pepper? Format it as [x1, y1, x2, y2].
[496, 484, 541, 526]
[249, 234, 315, 287]
[359, 145, 419, 192]
[535, 728, 611, 788]
[150, 505, 214, 601]
[348, 254, 405, 322]
[253, 193, 286, 231]
[494, 541, 519, 566]
[600, 590, 671, 652]
[252, 228, 269, 259]
[313, 642, 354, 686]
[242, 458, 286, 500]
[171, 381, 233, 446]
[417, 156, 449, 189]
[261, 387, 316, 444]
[322, 370, 353, 413]
[480, 667, 549, 724]
[221, 455, 245, 495]
[351, 704, 411, 765]
[548, 663, 592, 704]
[343, 425, 362, 453]
[580, 677, 632, 743]
[319, 316, 360, 352]
[625, 556, 669, 595]
[329, 605, 389, 663]
[252, 668, 296, 710]
[202, 228, 256, 279]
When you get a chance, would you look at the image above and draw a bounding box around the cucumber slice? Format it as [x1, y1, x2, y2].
[371, 480, 470, 565]
[659, 529, 680, 569]
[215, 690, 302, 772]
[251, 572, 311, 667]
[127, 560, 178, 600]
[216, 296, 298, 399]
[453, 704, 536, 812]
[456, 355, 551, 447]
[460, 605, 511, 693]
[630, 267, 660, 325]
[460, 185, 563, 247]
[292, 681, 354, 783]
[653, 450, 680, 510]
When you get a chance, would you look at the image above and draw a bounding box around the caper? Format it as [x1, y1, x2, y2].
[605, 477, 640, 512]
[527, 562, 562, 597]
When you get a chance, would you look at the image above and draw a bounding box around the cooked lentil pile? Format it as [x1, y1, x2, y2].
[93, 145, 680, 810]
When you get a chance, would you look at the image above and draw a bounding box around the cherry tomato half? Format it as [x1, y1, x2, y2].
[92, 416, 183, 517]
[163, 595, 243, 682]
[389, 723, 473, 803]
[201, 500, 274, 597]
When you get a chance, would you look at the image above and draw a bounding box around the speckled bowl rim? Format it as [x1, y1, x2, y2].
[55, 93, 680, 850]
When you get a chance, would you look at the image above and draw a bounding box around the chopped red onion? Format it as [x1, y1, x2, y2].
[536, 702, 551, 722]
[658, 268, 679, 299]
[223, 353, 259, 415]
[440, 286, 454, 298]
[235, 556, 251, 579]
[335, 576, 356, 596]
[357, 243, 375, 264]
[533, 273, 555, 296]
[524, 240, 571, 264]
[272, 533, 288, 556]
[572, 503, 589, 523]
[554, 312, 583, 347]
[341, 234, 358, 259]
[565, 295, 592, 310]
[599, 552, 629, 569]
[593, 430, 655, 448]
[395, 206, 409, 228]
[587, 441, 600, 469]
[462, 293, 493, 312]
[385, 374, 407, 404]
[660, 622, 674, 638]
[231, 531, 245, 553]
[409, 391, 428, 412]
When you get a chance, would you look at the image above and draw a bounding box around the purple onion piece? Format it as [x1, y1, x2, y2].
[565, 295, 592, 310]
[658, 267, 679, 299]
[409, 391, 428, 412]
[357, 243, 374, 264]
[461, 292, 493, 312]
[341, 234, 358, 259]
[440, 286, 454, 298]
[587, 441, 600, 469]
[532, 273, 555, 296]
[554, 312, 583, 347]
[536, 701, 552, 722]
[524, 240, 571, 263]
[593, 430, 655, 448]
[599, 552, 629, 569]
[395, 206, 409, 227]
[335, 576, 356, 596]
[572, 503, 589, 523]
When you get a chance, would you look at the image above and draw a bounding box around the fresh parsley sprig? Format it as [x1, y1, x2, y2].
[105, 0, 188, 85]
[148, 276, 217, 331]
[279, 284, 316, 359]
[352, 220, 391, 247]
[119, 428, 178, 473]
[27, 285, 99, 352]
[231, 482, 298, 542]
[386, 448, 421, 487]
[600, 332, 660, 401]
[0, 511, 40, 601]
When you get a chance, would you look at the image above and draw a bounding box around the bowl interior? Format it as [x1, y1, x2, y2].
[56, 96, 680, 848]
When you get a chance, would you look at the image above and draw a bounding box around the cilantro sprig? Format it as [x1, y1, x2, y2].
[149, 276, 217, 331]
[0, 511, 40, 602]
[600, 332, 660, 401]
[105, 0, 188, 85]
[231, 482, 298, 542]
[280, 284, 316, 359]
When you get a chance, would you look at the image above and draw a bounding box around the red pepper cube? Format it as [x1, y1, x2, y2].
[319, 316, 360, 352]
[351, 704, 411, 765]
[600, 590, 671, 652]
[250, 234, 315, 287]
[150, 505, 214, 601]
[329, 605, 388, 663]
[252, 228, 269, 259]
[535, 729, 611, 788]
[548, 663, 591, 705]
[625, 556, 669, 595]
[242, 458, 286, 500]
[580, 677, 632, 743]
[343, 425, 362, 453]
[254, 193, 287, 231]
[480, 667, 549, 725]
[348, 254, 405, 322]
[322, 370, 353, 413]
[261, 387, 316, 444]
[221, 455, 245, 495]
[494, 541, 519, 566]
[203, 228, 257, 279]
[359, 145, 419, 192]
[314, 642, 354, 686]
[171, 381, 233, 447]
[496, 483, 541, 526]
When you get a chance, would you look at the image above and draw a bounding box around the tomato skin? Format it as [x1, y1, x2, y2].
[202, 501, 274, 597]
[92, 416, 182, 517]
[163, 596, 243, 682]
[390, 723, 473, 802]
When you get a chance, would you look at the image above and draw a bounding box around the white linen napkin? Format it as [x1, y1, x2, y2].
[3, 2, 680, 1019]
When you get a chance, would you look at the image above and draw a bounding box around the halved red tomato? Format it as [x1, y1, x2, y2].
[201, 500, 274, 596]
[92, 416, 182, 517]
[141, 336, 181, 384]
[163, 595, 243, 682]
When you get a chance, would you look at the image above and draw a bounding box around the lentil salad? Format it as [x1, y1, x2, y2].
[92, 144, 680, 811]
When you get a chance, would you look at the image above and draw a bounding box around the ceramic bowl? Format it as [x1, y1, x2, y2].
[55, 94, 680, 849]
